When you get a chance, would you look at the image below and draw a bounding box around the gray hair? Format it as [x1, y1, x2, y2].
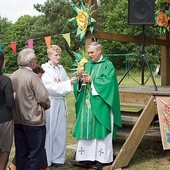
[17, 48, 36, 66]
[87, 42, 102, 51]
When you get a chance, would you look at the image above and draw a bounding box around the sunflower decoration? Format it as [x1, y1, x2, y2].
[155, 0, 170, 35]
[69, 0, 96, 41]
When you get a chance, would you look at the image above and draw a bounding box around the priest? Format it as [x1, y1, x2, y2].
[73, 41, 122, 169]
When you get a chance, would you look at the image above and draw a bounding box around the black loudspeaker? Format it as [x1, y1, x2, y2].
[128, 0, 155, 25]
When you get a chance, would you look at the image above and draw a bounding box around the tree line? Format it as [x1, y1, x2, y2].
[0, 0, 161, 73]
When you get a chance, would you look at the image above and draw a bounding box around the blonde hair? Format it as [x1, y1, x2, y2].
[47, 45, 62, 55]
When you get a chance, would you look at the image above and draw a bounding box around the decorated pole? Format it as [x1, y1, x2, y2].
[85, 0, 97, 49]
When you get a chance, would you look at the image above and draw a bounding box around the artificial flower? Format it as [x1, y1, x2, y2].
[76, 11, 89, 33]
[69, 0, 96, 41]
[78, 57, 88, 68]
[71, 49, 89, 69]
[165, 0, 170, 3]
[156, 12, 169, 27]
[155, 0, 170, 34]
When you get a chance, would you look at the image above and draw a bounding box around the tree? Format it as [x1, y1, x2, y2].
[1, 0, 162, 72]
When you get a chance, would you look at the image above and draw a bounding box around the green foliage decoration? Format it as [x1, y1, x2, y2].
[69, 0, 96, 42]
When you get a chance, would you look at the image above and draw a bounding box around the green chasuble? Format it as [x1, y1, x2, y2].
[73, 56, 122, 139]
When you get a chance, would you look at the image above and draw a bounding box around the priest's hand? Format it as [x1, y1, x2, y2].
[83, 75, 92, 83]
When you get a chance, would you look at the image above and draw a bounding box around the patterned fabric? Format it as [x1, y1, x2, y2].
[156, 97, 170, 150]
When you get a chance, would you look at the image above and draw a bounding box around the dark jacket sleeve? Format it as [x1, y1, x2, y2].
[4, 77, 15, 109]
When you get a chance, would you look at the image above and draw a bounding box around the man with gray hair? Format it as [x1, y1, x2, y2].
[10, 48, 50, 170]
[72, 42, 122, 169]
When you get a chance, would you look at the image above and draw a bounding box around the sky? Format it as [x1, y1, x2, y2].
[0, 0, 46, 23]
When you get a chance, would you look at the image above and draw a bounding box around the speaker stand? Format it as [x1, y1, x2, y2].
[118, 25, 157, 91]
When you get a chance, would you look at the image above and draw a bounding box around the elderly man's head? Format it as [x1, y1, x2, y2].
[87, 42, 102, 62]
[17, 48, 37, 69]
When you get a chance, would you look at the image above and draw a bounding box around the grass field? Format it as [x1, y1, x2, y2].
[8, 71, 170, 170]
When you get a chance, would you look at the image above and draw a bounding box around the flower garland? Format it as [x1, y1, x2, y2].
[156, 0, 170, 35]
[69, 0, 96, 41]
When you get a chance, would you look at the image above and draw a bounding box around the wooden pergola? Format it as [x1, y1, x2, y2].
[83, 1, 170, 170]
[87, 0, 170, 86]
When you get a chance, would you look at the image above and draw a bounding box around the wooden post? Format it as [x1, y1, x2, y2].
[87, 0, 97, 18]
[161, 31, 170, 86]
[85, 0, 97, 49]
[87, 0, 97, 7]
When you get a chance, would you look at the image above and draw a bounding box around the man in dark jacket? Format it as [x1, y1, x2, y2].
[0, 51, 15, 170]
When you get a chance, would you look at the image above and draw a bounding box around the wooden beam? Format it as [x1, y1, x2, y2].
[86, 1, 170, 85]
[161, 46, 170, 85]
[161, 31, 170, 86]
[92, 30, 170, 85]
[107, 96, 156, 170]
[119, 91, 151, 105]
[94, 30, 168, 47]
